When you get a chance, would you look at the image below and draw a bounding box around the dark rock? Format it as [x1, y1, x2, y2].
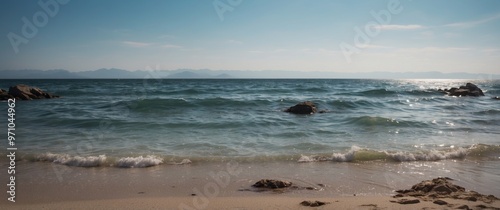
[396, 177, 499, 204]
[396, 189, 415, 194]
[252, 179, 292, 189]
[393, 194, 404, 198]
[285, 101, 317, 114]
[433, 199, 448, 205]
[300, 200, 328, 207]
[444, 83, 484, 97]
[8, 84, 59, 100]
[0, 89, 13, 100]
[466, 196, 477, 202]
[492, 96, 500, 100]
[392, 199, 420, 204]
[456, 205, 470, 210]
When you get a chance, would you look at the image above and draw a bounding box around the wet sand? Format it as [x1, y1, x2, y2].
[1, 160, 499, 209]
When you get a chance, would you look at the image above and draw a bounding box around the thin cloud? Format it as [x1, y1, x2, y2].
[397, 47, 470, 54]
[373, 24, 425, 30]
[248, 49, 288, 54]
[357, 44, 391, 49]
[162, 44, 183, 49]
[122, 41, 153, 47]
[445, 13, 500, 28]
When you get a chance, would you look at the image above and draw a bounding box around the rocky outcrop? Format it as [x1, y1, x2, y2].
[0, 89, 12, 100]
[285, 101, 317, 114]
[395, 177, 498, 203]
[440, 83, 485, 97]
[7, 84, 59, 100]
[252, 179, 292, 189]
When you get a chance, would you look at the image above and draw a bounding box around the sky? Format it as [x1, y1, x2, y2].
[1, 0, 500, 74]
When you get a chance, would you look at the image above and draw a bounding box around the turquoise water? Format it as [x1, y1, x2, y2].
[1, 79, 500, 167]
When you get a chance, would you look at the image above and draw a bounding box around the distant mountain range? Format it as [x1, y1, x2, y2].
[1, 68, 499, 79]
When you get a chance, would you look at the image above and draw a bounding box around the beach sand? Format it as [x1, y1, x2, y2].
[3, 195, 499, 209]
[1, 160, 499, 209]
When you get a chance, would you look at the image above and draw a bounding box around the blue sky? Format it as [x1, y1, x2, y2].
[1, 0, 500, 74]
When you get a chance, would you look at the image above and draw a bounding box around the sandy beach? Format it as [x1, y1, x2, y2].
[5, 196, 500, 210]
[1, 160, 499, 209]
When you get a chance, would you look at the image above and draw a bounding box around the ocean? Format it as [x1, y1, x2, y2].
[2, 79, 500, 163]
[1, 79, 500, 195]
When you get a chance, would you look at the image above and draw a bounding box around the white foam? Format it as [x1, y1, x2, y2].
[37, 153, 107, 167]
[116, 155, 163, 168]
[297, 155, 329, 163]
[331, 146, 359, 162]
[298, 146, 469, 163]
[298, 155, 315, 163]
[387, 147, 468, 162]
[177, 159, 192, 165]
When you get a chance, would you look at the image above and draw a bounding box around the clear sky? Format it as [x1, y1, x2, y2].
[1, 0, 500, 74]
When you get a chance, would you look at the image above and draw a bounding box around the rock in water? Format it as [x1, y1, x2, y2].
[8, 84, 59, 100]
[445, 83, 485, 97]
[285, 101, 317, 114]
[252, 179, 292, 189]
[0, 89, 13, 100]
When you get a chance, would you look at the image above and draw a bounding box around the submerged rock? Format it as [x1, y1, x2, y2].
[0, 89, 12, 100]
[285, 101, 317, 114]
[8, 84, 59, 100]
[443, 83, 485, 97]
[252, 179, 292, 189]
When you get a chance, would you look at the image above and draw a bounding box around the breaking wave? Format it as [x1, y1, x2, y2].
[116, 156, 164, 168]
[34, 153, 191, 168]
[298, 144, 499, 163]
[36, 153, 107, 167]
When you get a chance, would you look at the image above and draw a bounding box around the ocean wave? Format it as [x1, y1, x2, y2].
[298, 144, 499, 163]
[343, 116, 428, 128]
[404, 89, 443, 96]
[19, 144, 500, 167]
[33, 153, 193, 168]
[37, 153, 107, 167]
[116, 156, 164, 168]
[329, 99, 385, 110]
[353, 89, 397, 97]
[473, 109, 500, 116]
[386, 148, 467, 161]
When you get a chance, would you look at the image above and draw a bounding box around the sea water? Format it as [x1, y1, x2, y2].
[1, 79, 499, 167]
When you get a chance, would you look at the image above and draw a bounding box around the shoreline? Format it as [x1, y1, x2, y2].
[1, 160, 499, 209]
